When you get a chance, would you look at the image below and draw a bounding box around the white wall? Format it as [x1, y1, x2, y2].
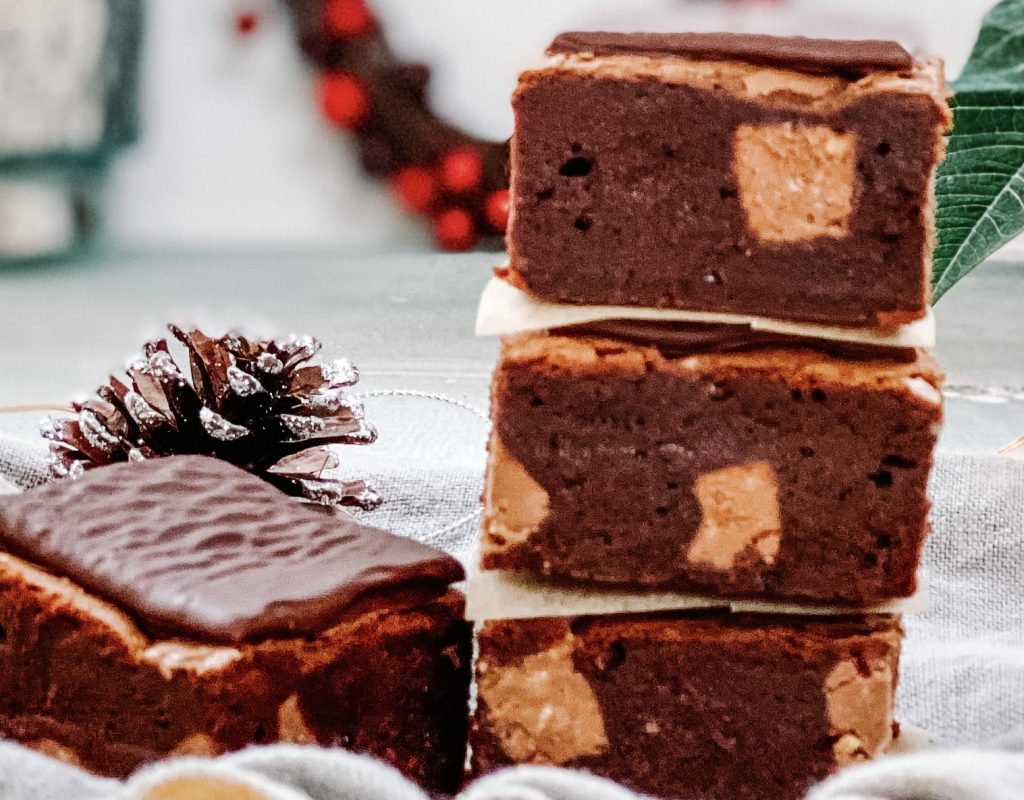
[106, 0, 994, 251]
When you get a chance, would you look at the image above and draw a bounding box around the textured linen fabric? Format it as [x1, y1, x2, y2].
[0, 392, 1022, 799]
[2, 743, 1023, 800]
[339, 390, 491, 564]
[0, 434, 49, 493]
[806, 750, 1024, 800]
[901, 453, 1024, 748]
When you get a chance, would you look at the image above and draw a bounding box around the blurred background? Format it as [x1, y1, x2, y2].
[0, 0, 1006, 259]
[0, 0, 1020, 457]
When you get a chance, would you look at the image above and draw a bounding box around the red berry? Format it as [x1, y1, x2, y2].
[319, 72, 369, 130]
[433, 208, 476, 251]
[440, 147, 483, 194]
[233, 10, 260, 36]
[324, 0, 374, 38]
[391, 164, 436, 212]
[484, 189, 510, 232]
[393, 166, 436, 213]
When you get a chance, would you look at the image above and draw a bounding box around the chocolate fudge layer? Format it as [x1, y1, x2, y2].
[472, 612, 902, 800]
[0, 457, 470, 790]
[483, 333, 943, 603]
[555, 318, 919, 362]
[547, 32, 914, 75]
[505, 31, 952, 326]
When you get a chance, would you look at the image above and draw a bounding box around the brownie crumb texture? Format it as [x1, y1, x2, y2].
[0, 457, 472, 792]
[472, 614, 901, 800]
[507, 35, 951, 324]
[483, 335, 941, 604]
[0, 552, 471, 790]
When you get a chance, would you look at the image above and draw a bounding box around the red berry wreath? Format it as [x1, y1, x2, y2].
[282, 0, 510, 251]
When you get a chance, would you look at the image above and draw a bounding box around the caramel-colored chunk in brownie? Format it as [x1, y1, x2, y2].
[483, 333, 943, 604]
[472, 611, 902, 800]
[0, 457, 470, 791]
[505, 31, 952, 326]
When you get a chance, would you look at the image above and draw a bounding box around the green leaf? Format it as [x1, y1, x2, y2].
[933, 0, 1024, 301]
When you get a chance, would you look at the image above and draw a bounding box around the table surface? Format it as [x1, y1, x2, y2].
[0, 249, 1021, 456]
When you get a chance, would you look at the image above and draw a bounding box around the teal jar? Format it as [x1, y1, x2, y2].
[0, 0, 142, 263]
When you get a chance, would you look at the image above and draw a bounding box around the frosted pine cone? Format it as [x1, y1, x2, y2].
[42, 325, 380, 509]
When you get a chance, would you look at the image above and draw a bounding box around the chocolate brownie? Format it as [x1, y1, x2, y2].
[0, 457, 470, 791]
[482, 332, 943, 603]
[472, 611, 902, 800]
[505, 31, 952, 326]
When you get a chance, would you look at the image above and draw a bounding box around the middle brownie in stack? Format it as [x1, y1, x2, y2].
[483, 331, 942, 603]
[470, 30, 950, 800]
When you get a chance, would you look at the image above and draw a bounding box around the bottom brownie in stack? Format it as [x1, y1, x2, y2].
[472, 611, 902, 800]
[0, 456, 470, 793]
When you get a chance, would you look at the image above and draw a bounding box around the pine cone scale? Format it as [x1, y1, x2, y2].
[266, 446, 340, 478]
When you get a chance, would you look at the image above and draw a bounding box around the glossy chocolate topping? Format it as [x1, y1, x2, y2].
[548, 31, 913, 77]
[554, 319, 918, 362]
[0, 456, 464, 642]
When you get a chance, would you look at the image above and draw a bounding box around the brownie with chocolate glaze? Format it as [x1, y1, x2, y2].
[505, 31, 952, 326]
[0, 456, 470, 791]
[472, 611, 903, 800]
[482, 331, 943, 604]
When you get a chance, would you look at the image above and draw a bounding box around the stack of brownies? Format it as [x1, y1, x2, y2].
[470, 31, 952, 800]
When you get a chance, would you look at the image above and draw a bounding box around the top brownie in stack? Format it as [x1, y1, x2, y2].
[505, 32, 952, 326]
